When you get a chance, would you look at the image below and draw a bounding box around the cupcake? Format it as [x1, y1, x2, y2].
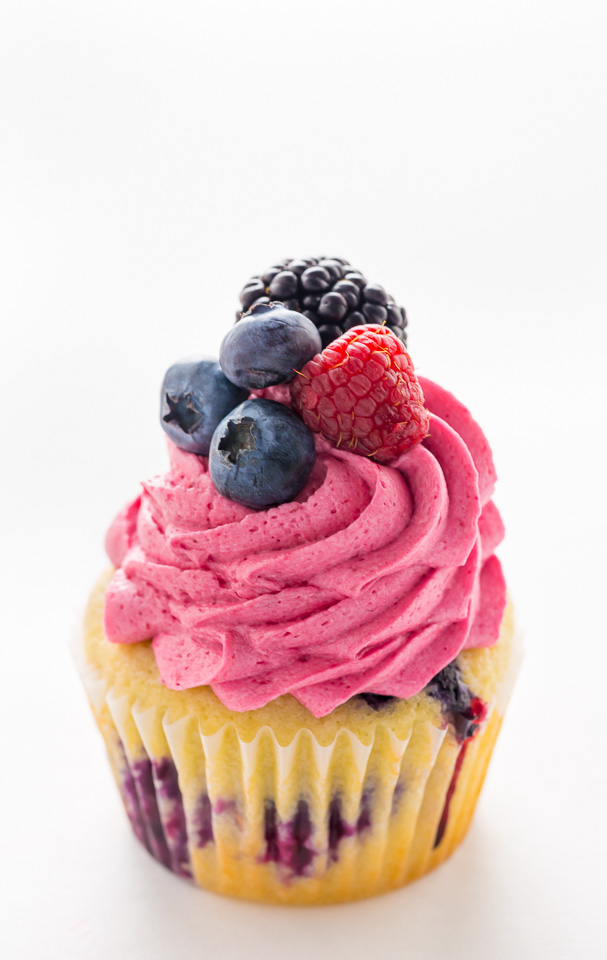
[77, 258, 518, 904]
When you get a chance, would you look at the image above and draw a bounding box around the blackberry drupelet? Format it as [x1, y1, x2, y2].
[237, 257, 408, 350]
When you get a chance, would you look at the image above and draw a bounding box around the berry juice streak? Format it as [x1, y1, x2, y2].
[116, 745, 192, 878]
[151, 758, 193, 877]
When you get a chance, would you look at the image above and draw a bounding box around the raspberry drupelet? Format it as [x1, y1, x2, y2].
[290, 325, 430, 463]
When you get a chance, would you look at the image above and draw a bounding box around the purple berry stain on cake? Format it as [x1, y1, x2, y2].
[358, 660, 488, 848]
[263, 799, 316, 876]
[427, 661, 485, 743]
[357, 693, 398, 711]
[129, 758, 172, 869]
[357, 659, 484, 741]
[115, 745, 193, 878]
[262, 791, 380, 872]
[117, 744, 149, 852]
[151, 758, 192, 878]
[290, 799, 316, 875]
[391, 780, 406, 815]
[193, 792, 214, 848]
[327, 796, 355, 861]
[426, 662, 487, 847]
[356, 790, 373, 835]
[214, 797, 237, 818]
[263, 799, 281, 864]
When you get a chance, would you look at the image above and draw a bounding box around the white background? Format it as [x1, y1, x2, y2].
[1, 1, 606, 957]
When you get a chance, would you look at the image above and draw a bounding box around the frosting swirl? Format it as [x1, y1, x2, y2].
[104, 377, 506, 717]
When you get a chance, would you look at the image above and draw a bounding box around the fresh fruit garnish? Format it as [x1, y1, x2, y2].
[160, 358, 248, 455]
[219, 303, 321, 390]
[237, 257, 408, 349]
[290, 325, 429, 463]
[209, 398, 316, 509]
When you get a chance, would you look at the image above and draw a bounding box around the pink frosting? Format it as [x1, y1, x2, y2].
[103, 377, 506, 717]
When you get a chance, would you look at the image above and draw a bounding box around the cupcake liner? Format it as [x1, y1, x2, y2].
[76, 628, 520, 905]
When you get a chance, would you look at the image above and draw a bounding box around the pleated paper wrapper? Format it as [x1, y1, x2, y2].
[75, 626, 520, 905]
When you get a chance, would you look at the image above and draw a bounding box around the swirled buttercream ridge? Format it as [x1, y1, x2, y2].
[103, 377, 506, 717]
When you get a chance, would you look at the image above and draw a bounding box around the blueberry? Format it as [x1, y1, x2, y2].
[160, 358, 248, 456]
[219, 303, 321, 390]
[302, 309, 321, 327]
[209, 398, 316, 508]
[427, 661, 481, 742]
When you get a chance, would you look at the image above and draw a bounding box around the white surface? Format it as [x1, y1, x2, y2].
[1, 1, 606, 958]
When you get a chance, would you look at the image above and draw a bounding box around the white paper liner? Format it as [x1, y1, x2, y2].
[74, 617, 520, 904]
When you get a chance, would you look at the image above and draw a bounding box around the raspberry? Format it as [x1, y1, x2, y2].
[290, 325, 429, 463]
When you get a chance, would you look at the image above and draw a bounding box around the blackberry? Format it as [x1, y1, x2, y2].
[237, 257, 408, 350]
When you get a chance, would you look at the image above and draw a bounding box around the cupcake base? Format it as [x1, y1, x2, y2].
[77, 573, 519, 904]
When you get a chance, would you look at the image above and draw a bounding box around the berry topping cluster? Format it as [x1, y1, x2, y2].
[161, 359, 248, 455]
[220, 303, 321, 390]
[290, 325, 429, 462]
[159, 259, 427, 508]
[209, 398, 316, 510]
[238, 257, 408, 350]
